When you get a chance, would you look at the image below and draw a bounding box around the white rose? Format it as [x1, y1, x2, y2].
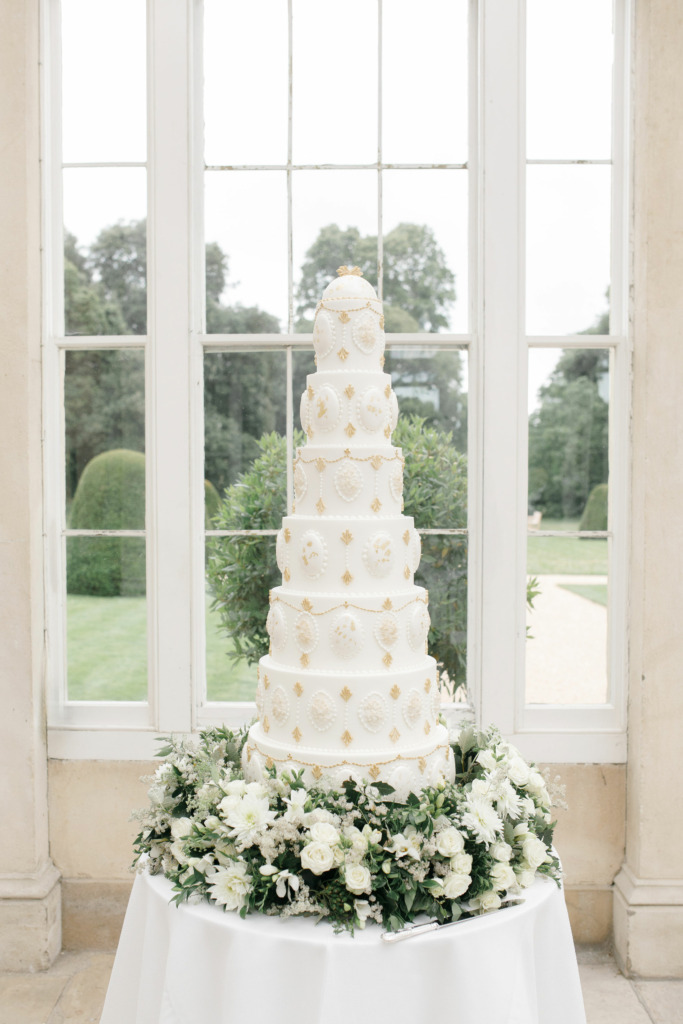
[476, 748, 498, 772]
[515, 861, 537, 888]
[470, 890, 502, 913]
[309, 821, 340, 846]
[442, 872, 471, 900]
[522, 835, 548, 870]
[491, 862, 517, 891]
[343, 826, 368, 855]
[520, 796, 537, 818]
[204, 815, 222, 831]
[449, 852, 473, 875]
[220, 778, 247, 797]
[507, 757, 530, 787]
[525, 769, 546, 797]
[170, 817, 193, 840]
[306, 808, 338, 826]
[344, 863, 373, 895]
[245, 781, 268, 799]
[490, 840, 512, 862]
[300, 841, 335, 876]
[435, 827, 465, 858]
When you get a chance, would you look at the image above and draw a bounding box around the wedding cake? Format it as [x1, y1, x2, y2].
[242, 267, 455, 798]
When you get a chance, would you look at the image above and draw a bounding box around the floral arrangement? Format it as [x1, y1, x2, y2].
[133, 725, 563, 933]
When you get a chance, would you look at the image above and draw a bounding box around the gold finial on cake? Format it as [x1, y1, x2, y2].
[336, 265, 363, 277]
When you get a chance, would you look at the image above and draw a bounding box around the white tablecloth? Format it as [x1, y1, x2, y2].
[101, 870, 586, 1024]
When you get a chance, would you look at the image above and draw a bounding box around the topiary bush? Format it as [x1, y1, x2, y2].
[67, 449, 146, 596]
[578, 482, 608, 532]
[206, 418, 468, 696]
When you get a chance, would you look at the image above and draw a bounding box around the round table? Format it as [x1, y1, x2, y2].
[101, 869, 586, 1024]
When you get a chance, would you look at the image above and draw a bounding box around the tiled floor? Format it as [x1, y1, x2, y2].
[0, 948, 681, 1023]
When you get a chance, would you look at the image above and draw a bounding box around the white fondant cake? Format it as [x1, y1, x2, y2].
[242, 267, 455, 797]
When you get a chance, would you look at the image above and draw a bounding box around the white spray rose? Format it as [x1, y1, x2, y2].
[507, 757, 531, 788]
[490, 840, 512, 862]
[470, 890, 502, 913]
[435, 827, 465, 857]
[344, 863, 373, 895]
[449, 852, 473, 875]
[442, 872, 471, 900]
[170, 817, 193, 840]
[515, 861, 537, 888]
[300, 841, 335, 875]
[309, 821, 340, 846]
[491, 862, 517, 891]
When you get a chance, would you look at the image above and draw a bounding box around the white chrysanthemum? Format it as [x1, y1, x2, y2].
[224, 795, 277, 844]
[208, 860, 252, 911]
[461, 796, 503, 844]
[495, 779, 523, 819]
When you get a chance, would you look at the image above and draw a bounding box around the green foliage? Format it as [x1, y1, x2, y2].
[206, 432, 293, 667]
[88, 219, 148, 334]
[204, 479, 222, 527]
[64, 232, 127, 336]
[206, 418, 468, 695]
[296, 222, 456, 331]
[528, 350, 609, 518]
[67, 449, 146, 596]
[578, 482, 608, 532]
[387, 349, 467, 453]
[394, 418, 468, 693]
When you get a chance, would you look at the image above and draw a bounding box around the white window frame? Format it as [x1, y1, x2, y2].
[43, 0, 631, 763]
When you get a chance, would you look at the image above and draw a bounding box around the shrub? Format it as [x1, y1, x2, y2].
[67, 449, 146, 596]
[204, 479, 222, 527]
[578, 482, 608, 532]
[206, 418, 468, 696]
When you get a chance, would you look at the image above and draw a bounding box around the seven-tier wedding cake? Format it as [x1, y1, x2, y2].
[242, 267, 455, 798]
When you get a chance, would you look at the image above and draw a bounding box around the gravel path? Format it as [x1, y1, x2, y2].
[526, 574, 609, 705]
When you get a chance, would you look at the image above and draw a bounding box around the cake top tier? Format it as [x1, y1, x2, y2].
[322, 265, 378, 301]
[312, 267, 385, 374]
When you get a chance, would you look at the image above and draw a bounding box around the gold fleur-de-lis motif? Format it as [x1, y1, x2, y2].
[263, 674, 270, 689]
[284, 528, 291, 542]
[312, 765, 323, 779]
[341, 570, 353, 586]
[336, 265, 363, 277]
[424, 678, 431, 693]
[265, 755, 274, 769]
[294, 681, 304, 696]
[340, 686, 353, 702]
[418, 757, 427, 774]
[344, 422, 356, 438]
[338, 311, 350, 323]
[380, 355, 385, 367]
[300, 653, 310, 667]
[404, 566, 411, 579]
[389, 727, 400, 743]
[424, 721, 431, 735]
[384, 384, 391, 398]
[384, 425, 391, 438]
[390, 684, 401, 700]
[379, 315, 385, 330]
[315, 458, 326, 472]
[403, 530, 410, 545]
[344, 385, 355, 399]
[340, 530, 353, 545]
[292, 726, 302, 743]
[284, 567, 291, 581]
[382, 652, 393, 668]
[370, 455, 382, 470]
[369, 765, 381, 780]
[301, 598, 313, 612]
[316, 498, 326, 514]
[263, 716, 270, 732]
[307, 385, 314, 400]
[337, 347, 350, 361]
[341, 730, 353, 746]
[371, 498, 382, 513]
[383, 598, 393, 610]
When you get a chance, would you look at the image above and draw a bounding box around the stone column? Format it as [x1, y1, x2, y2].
[613, 0, 683, 978]
[0, 0, 61, 969]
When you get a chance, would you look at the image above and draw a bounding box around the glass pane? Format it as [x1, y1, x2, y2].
[63, 168, 147, 335]
[292, 170, 378, 330]
[205, 171, 287, 332]
[61, 0, 146, 163]
[64, 349, 145, 520]
[526, 164, 611, 335]
[204, 0, 288, 165]
[66, 537, 147, 701]
[292, 0, 377, 164]
[383, 0, 468, 164]
[204, 350, 288, 502]
[418, 537, 468, 702]
[382, 170, 467, 333]
[526, 536, 608, 705]
[527, 0, 613, 160]
[528, 348, 609, 521]
[206, 537, 276, 702]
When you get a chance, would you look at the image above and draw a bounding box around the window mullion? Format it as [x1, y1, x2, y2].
[479, 0, 527, 734]
[147, 0, 193, 733]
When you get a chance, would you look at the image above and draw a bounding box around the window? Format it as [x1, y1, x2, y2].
[43, 0, 631, 762]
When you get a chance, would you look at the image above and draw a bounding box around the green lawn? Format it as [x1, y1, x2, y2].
[527, 519, 608, 575]
[559, 583, 608, 607]
[67, 595, 256, 701]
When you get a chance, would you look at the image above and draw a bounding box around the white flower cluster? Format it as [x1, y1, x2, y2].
[134, 726, 562, 931]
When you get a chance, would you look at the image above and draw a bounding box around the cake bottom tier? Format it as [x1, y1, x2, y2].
[241, 722, 455, 801]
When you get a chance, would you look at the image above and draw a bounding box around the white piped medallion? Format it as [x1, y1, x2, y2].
[334, 460, 363, 502]
[299, 530, 328, 579]
[329, 611, 364, 660]
[362, 533, 393, 577]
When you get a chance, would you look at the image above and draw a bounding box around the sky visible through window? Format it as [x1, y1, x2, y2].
[60, 0, 614, 411]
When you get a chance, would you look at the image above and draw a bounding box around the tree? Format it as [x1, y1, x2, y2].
[528, 349, 609, 519]
[88, 220, 147, 334]
[296, 222, 456, 331]
[64, 231, 127, 336]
